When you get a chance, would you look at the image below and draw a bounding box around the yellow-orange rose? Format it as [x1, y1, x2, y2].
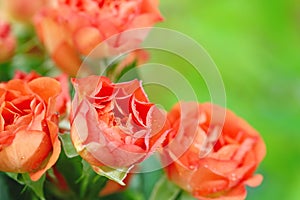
[163, 102, 266, 200]
[0, 77, 62, 181]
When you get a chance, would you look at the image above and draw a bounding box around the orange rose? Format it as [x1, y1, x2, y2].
[0, 19, 16, 63]
[0, 77, 61, 181]
[34, 0, 163, 76]
[163, 102, 266, 200]
[13, 70, 71, 117]
[71, 76, 168, 169]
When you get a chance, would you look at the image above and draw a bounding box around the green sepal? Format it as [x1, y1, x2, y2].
[58, 132, 78, 158]
[92, 164, 132, 186]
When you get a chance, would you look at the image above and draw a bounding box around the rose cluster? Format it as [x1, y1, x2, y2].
[0, 0, 266, 199]
[0, 73, 266, 199]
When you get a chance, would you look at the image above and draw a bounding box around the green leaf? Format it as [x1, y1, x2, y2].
[52, 151, 82, 199]
[22, 174, 46, 200]
[149, 175, 181, 200]
[92, 164, 131, 186]
[0, 172, 34, 200]
[58, 133, 78, 158]
[0, 173, 13, 200]
[6, 173, 45, 200]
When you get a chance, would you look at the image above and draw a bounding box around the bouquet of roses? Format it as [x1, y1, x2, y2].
[0, 0, 266, 200]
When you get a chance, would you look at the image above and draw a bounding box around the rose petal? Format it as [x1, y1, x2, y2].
[0, 130, 52, 173]
[74, 26, 103, 55]
[28, 77, 61, 105]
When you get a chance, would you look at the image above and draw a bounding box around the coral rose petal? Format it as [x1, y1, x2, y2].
[30, 120, 61, 181]
[0, 130, 51, 173]
[190, 166, 229, 195]
[74, 26, 103, 55]
[28, 77, 61, 104]
[51, 42, 82, 76]
[245, 174, 263, 187]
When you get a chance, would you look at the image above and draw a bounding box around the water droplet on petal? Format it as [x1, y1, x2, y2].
[189, 165, 195, 170]
[230, 173, 237, 181]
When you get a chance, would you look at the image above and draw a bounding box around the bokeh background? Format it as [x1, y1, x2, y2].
[155, 0, 300, 199]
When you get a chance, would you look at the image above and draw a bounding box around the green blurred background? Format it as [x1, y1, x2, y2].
[155, 0, 300, 199]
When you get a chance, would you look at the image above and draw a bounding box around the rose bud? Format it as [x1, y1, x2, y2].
[0, 77, 62, 181]
[162, 102, 266, 200]
[0, 19, 16, 63]
[34, 0, 163, 76]
[71, 76, 168, 170]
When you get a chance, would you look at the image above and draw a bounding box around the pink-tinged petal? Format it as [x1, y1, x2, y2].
[72, 76, 103, 98]
[148, 107, 169, 148]
[71, 76, 168, 170]
[232, 138, 255, 161]
[114, 79, 141, 97]
[130, 95, 153, 127]
[13, 71, 40, 82]
[85, 142, 146, 168]
[245, 174, 263, 187]
[130, 14, 163, 29]
[210, 145, 240, 160]
[72, 99, 98, 145]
